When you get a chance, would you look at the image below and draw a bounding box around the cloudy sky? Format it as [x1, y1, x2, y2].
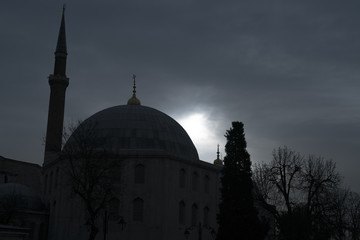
[1, 1, 360, 192]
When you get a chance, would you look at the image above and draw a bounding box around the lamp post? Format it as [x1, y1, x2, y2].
[103, 210, 109, 240]
[103, 211, 127, 240]
[184, 222, 216, 240]
[118, 216, 127, 230]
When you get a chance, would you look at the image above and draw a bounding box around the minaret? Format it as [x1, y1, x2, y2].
[44, 6, 69, 166]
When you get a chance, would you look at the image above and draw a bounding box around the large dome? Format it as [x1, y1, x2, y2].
[66, 105, 199, 161]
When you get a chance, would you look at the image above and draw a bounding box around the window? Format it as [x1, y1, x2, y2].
[55, 168, 59, 189]
[108, 198, 120, 221]
[179, 201, 186, 224]
[49, 171, 53, 193]
[192, 172, 198, 191]
[133, 198, 144, 221]
[44, 174, 48, 194]
[204, 175, 210, 193]
[191, 204, 198, 226]
[52, 201, 57, 226]
[179, 169, 186, 188]
[4, 175, 8, 183]
[134, 164, 145, 184]
[203, 207, 209, 226]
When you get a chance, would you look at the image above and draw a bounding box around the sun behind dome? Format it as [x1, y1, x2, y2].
[67, 105, 199, 161]
[65, 74, 199, 161]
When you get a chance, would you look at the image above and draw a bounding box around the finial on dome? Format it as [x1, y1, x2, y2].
[132, 74, 136, 94]
[214, 144, 223, 165]
[127, 74, 141, 105]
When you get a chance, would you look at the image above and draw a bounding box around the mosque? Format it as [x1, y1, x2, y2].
[0, 8, 225, 240]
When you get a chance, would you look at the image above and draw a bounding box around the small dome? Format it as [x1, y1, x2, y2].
[65, 105, 199, 161]
[127, 95, 141, 105]
[213, 158, 223, 165]
[0, 183, 44, 211]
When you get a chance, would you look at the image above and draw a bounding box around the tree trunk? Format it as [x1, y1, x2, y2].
[89, 225, 98, 240]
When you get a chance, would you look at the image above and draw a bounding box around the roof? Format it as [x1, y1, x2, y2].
[65, 105, 199, 161]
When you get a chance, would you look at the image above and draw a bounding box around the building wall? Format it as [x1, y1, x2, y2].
[45, 154, 221, 240]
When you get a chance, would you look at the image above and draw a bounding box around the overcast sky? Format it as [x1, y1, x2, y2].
[1, 1, 360, 192]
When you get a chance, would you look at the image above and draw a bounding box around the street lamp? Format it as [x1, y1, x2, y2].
[103, 211, 127, 240]
[184, 229, 191, 240]
[118, 216, 127, 230]
[183, 222, 216, 240]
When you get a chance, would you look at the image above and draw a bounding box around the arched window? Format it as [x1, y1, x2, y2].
[49, 171, 53, 193]
[55, 168, 59, 189]
[134, 164, 145, 184]
[192, 172, 198, 191]
[108, 198, 120, 221]
[203, 207, 209, 226]
[179, 201, 186, 224]
[179, 169, 186, 188]
[133, 198, 144, 222]
[52, 201, 57, 227]
[44, 174, 48, 194]
[204, 175, 210, 193]
[191, 203, 198, 226]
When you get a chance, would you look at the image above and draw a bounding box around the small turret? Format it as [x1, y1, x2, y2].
[213, 144, 223, 165]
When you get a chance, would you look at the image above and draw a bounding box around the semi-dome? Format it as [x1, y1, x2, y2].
[66, 105, 199, 161]
[0, 183, 44, 211]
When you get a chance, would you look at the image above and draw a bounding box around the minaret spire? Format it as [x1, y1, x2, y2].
[54, 4, 67, 75]
[44, 7, 70, 166]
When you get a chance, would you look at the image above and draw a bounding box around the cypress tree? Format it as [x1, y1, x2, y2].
[216, 121, 268, 240]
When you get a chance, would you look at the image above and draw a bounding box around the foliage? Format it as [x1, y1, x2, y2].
[216, 121, 268, 240]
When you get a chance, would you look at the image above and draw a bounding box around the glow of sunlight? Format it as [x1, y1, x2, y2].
[178, 113, 221, 161]
[179, 114, 210, 142]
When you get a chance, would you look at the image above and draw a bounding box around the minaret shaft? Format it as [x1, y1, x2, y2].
[44, 8, 69, 166]
[45, 79, 68, 152]
[54, 54, 67, 75]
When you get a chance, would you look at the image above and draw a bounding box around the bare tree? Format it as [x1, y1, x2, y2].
[268, 146, 303, 214]
[347, 192, 360, 240]
[253, 163, 272, 202]
[253, 146, 348, 239]
[253, 162, 280, 219]
[61, 121, 120, 240]
[301, 156, 341, 218]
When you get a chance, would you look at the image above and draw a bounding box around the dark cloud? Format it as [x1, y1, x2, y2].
[1, 1, 360, 192]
